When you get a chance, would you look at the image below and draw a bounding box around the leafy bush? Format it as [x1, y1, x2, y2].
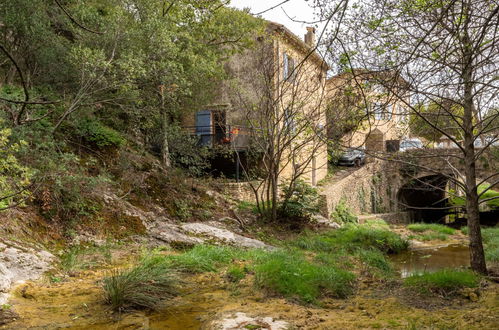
[404, 269, 479, 295]
[0, 121, 33, 209]
[330, 199, 358, 224]
[75, 118, 125, 148]
[278, 180, 320, 222]
[408, 223, 456, 235]
[166, 245, 243, 273]
[254, 250, 355, 303]
[103, 254, 178, 311]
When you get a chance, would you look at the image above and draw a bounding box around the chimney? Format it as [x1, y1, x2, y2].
[304, 26, 316, 47]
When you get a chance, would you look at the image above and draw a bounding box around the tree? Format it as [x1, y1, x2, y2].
[409, 100, 465, 143]
[318, 0, 499, 273]
[228, 24, 329, 223]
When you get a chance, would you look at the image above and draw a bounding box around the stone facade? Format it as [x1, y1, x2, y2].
[326, 70, 410, 151]
[187, 21, 329, 186]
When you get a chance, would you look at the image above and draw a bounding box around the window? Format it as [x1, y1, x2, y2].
[284, 107, 295, 134]
[373, 102, 383, 120]
[283, 52, 295, 81]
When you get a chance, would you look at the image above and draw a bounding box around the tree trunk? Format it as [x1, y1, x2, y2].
[462, 18, 487, 273]
[161, 110, 171, 168]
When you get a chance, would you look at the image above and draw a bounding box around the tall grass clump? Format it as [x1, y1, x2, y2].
[103, 254, 178, 311]
[293, 225, 408, 254]
[166, 245, 244, 273]
[407, 223, 456, 235]
[404, 269, 479, 295]
[482, 227, 499, 262]
[254, 250, 355, 303]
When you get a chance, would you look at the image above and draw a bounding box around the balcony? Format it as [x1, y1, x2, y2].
[183, 124, 253, 151]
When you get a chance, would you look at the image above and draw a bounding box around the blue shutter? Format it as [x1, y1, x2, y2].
[195, 110, 212, 146]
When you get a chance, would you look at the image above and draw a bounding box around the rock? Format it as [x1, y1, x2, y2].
[211, 312, 289, 330]
[181, 223, 271, 249]
[149, 222, 204, 247]
[312, 214, 341, 229]
[0, 307, 18, 326]
[459, 288, 480, 302]
[0, 241, 54, 305]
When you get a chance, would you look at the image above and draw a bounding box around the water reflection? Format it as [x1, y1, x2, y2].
[390, 244, 470, 278]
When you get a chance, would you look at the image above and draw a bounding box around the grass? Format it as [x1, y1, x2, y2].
[407, 223, 456, 235]
[482, 227, 499, 262]
[226, 265, 246, 283]
[410, 232, 449, 241]
[103, 254, 178, 311]
[166, 245, 244, 273]
[292, 224, 409, 254]
[253, 249, 355, 303]
[60, 243, 113, 271]
[404, 269, 479, 295]
[458, 226, 499, 263]
[450, 184, 499, 209]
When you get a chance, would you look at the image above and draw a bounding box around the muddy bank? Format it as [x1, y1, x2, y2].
[2, 251, 498, 330]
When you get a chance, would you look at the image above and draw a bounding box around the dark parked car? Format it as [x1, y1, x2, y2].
[337, 148, 366, 167]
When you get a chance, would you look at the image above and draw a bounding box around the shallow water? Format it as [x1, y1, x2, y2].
[390, 244, 470, 278]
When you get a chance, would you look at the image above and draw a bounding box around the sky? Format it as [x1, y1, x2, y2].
[229, 0, 318, 38]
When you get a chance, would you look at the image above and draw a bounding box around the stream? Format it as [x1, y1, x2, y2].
[390, 244, 470, 278]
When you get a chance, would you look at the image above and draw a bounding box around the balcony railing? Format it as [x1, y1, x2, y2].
[183, 125, 253, 150]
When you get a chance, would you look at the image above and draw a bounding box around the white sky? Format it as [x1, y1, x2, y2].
[229, 0, 317, 38]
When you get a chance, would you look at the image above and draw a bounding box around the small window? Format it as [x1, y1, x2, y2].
[283, 52, 295, 81]
[283, 53, 289, 80]
[284, 107, 295, 134]
[373, 103, 383, 120]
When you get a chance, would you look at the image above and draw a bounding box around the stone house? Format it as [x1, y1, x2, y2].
[184, 21, 329, 185]
[326, 70, 411, 152]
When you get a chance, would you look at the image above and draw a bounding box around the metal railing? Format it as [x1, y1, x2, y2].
[183, 125, 253, 150]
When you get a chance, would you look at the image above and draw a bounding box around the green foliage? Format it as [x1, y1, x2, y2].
[75, 118, 125, 148]
[60, 244, 113, 271]
[482, 227, 499, 262]
[226, 265, 246, 283]
[404, 269, 479, 295]
[103, 254, 178, 311]
[460, 226, 469, 235]
[253, 250, 355, 303]
[409, 101, 464, 143]
[407, 223, 456, 235]
[450, 184, 499, 209]
[0, 121, 32, 209]
[166, 125, 211, 177]
[330, 199, 358, 224]
[293, 224, 409, 254]
[278, 180, 320, 222]
[166, 245, 243, 273]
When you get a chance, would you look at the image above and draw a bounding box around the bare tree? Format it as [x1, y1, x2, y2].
[318, 0, 499, 273]
[227, 24, 330, 223]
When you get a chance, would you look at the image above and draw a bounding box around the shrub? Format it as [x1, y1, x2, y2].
[407, 223, 456, 235]
[75, 118, 125, 148]
[254, 250, 355, 303]
[0, 121, 32, 209]
[278, 180, 320, 222]
[404, 269, 479, 295]
[167, 245, 243, 273]
[330, 199, 358, 224]
[103, 254, 178, 311]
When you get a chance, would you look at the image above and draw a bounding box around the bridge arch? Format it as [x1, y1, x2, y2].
[397, 174, 451, 223]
